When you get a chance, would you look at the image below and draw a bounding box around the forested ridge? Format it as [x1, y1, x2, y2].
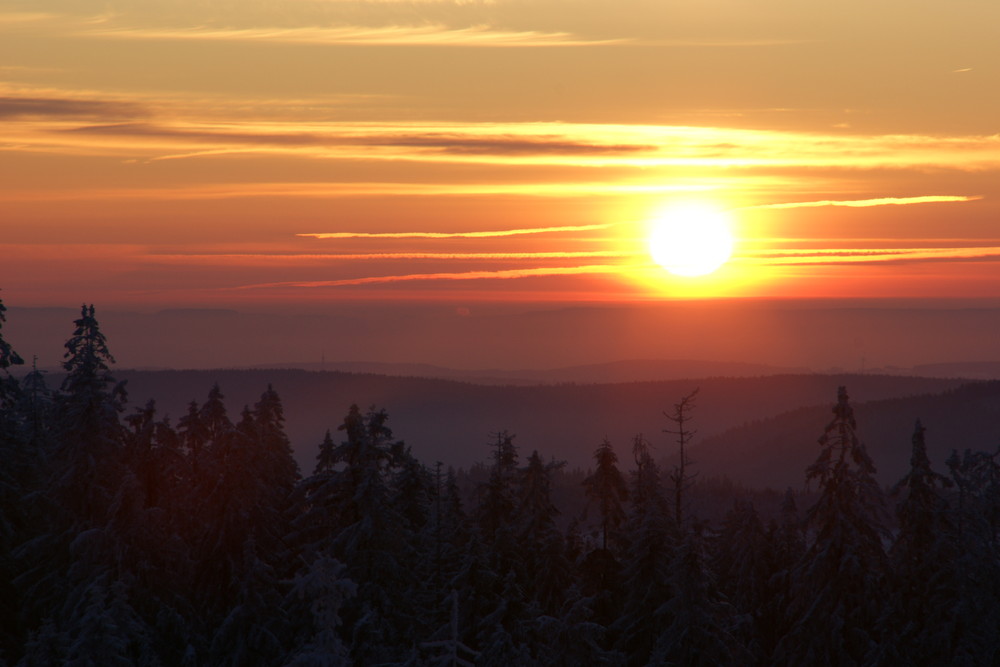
[2, 302, 1000, 665]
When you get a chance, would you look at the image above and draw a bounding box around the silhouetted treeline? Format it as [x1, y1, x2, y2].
[2, 302, 1000, 665]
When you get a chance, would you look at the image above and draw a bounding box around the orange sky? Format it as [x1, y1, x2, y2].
[3, 0, 1000, 309]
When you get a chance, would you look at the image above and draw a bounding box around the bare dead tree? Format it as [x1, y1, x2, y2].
[665, 388, 699, 527]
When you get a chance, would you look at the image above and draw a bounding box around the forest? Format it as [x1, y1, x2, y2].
[2, 301, 1000, 666]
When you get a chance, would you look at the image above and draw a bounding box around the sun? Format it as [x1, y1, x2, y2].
[648, 203, 735, 277]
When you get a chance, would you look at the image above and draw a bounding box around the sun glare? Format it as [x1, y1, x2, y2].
[648, 203, 735, 277]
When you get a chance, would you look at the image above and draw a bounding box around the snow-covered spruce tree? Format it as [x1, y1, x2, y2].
[943, 447, 1000, 664]
[322, 405, 416, 663]
[448, 529, 501, 657]
[763, 487, 805, 658]
[427, 465, 469, 599]
[712, 499, 778, 662]
[774, 386, 890, 666]
[288, 430, 342, 559]
[0, 294, 25, 440]
[14, 305, 141, 656]
[208, 536, 287, 667]
[204, 388, 299, 617]
[469, 431, 546, 653]
[390, 452, 439, 642]
[118, 401, 197, 663]
[417, 588, 480, 667]
[652, 522, 747, 666]
[474, 430, 521, 581]
[530, 587, 624, 666]
[17, 358, 54, 451]
[613, 434, 676, 666]
[176, 384, 235, 618]
[178, 383, 301, 655]
[868, 421, 959, 665]
[580, 438, 628, 631]
[583, 438, 629, 554]
[282, 555, 356, 666]
[0, 295, 27, 664]
[516, 450, 571, 616]
[24, 309, 198, 666]
[55, 304, 128, 527]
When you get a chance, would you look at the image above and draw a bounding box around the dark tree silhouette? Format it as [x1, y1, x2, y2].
[665, 388, 699, 527]
[583, 438, 629, 553]
[775, 386, 889, 666]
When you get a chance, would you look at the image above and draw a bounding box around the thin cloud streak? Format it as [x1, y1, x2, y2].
[0, 182, 715, 202]
[738, 246, 1000, 266]
[149, 251, 635, 262]
[298, 224, 614, 239]
[743, 195, 982, 210]
[84, 24, 621, 48]
[235, 264, 623, 289]
[8, 108, 1000, 172]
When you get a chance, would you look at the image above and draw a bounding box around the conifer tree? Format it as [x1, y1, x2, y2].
[17, 358, 54, 450]
[474, 431, 522, 581]
[652, 523, 745, 666]
[775, 386, 889, 666]
[582, 438, 628, 553]
[16, 306, 130, 644]
[712, 499, 777, 660]
[208, 537, 287, 667]
[516, 450, 570, 615]
[944, 447, 1000, 663]
[614, 434, 675, 665]
[0, 296, 27, 667]
[282, 555, 356, 666]
[476, 431, 519, 545]
[324, 405, 415, 663]
[870, 421, 959, 665]
[56, 304, 128, 527]
[0, 294, 24, 439]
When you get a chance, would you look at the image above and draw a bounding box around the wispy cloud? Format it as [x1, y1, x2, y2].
[298, 224, 613, 239]
[0, 12, 55, 24]
[0, 182, 714, 202]
[148, 251, 636, 264]
[739, 246, 1000, 266]
[743, 195, 982, 211]
[84, 23, 621, 47]
[0, 96, 147, 119]
[63, 121, 655, 156]
[9, 108, 1000, 173]
[236, 264, 623, 289]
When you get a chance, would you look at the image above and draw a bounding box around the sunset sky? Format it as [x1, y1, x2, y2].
[3, 0, 1000, 309]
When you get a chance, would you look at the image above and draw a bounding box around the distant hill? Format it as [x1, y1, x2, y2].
[694, 381, 1000, 489]
[250, 359, 810, 385]
[110, 369, 973, 481]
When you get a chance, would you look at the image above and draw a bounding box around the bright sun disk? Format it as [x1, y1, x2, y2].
[648, 204, 734, 277]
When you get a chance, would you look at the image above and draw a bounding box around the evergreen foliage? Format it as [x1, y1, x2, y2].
[775, 386, 890, 665]
[4, 302, 1000, 664]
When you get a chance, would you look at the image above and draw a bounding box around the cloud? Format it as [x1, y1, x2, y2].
[298, 224, 613, 239]
[11, 109, 1000, 174]
[84, 23, 622, 47]
[0, 96, 147, 119]
[0, 181, 713, 202]
[236, 264, 623, 289]
[144, 251, 637, 267]
[0, 12, 54, 24]
[744, 195, 982, 211]
[740, 246, 1000, 267]
[63, 122, 654, 156]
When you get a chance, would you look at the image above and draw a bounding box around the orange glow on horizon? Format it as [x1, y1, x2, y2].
[2, 3, 1000, 309]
